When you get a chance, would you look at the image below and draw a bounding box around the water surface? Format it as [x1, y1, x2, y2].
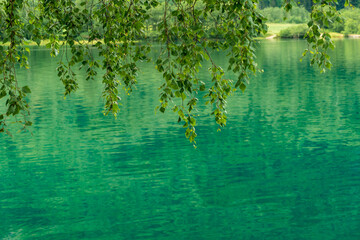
[1, 40, 360, 239]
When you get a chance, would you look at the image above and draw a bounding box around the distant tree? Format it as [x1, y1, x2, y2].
[0, 0, 341, 144]
[337, 0, 360, 9]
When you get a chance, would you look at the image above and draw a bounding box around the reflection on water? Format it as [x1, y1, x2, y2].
[1, 40, 360, 239]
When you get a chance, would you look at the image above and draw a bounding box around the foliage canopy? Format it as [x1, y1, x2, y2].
[0, 0, 343, 143]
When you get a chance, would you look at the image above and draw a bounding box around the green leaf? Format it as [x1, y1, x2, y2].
[22, 86, 31, 94]
[0, 91, 6, 99]
[240, 83, 246, 93]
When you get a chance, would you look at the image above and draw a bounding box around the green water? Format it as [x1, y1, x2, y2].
[1, 40, 360, 239]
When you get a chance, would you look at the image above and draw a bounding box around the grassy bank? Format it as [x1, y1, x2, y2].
[267, 23, 304, 35]
[266, 23, 355, 39]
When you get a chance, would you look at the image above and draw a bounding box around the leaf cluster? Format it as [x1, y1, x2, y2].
[0, 0, 343, 143]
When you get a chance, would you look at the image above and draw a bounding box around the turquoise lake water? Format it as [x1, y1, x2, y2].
[1, 40, 360, 239]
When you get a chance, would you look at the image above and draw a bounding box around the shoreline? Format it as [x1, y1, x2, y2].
[262, 32, 360, 40]
[1, 33, 360, 47]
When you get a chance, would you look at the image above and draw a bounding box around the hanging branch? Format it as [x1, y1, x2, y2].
[0, 0, 343, 144]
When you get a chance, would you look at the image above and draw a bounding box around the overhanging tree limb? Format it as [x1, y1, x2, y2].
[0, 0, 343, 143]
